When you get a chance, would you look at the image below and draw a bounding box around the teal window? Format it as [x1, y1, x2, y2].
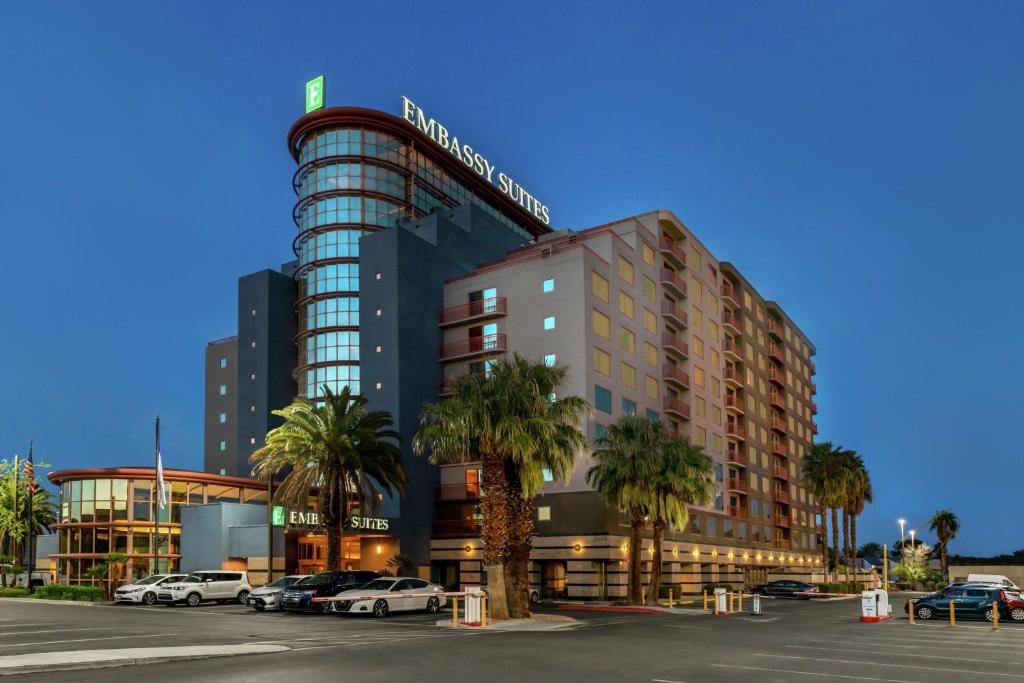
[219, 358, 227, 369]
[544, 354, 556, 367]
[622, 399, 637, 415]
[645, 409, 659, 422]
[542, 278, 555, 293]
[595, 424, 606, 440]
[714, 492, 724, 510]
[219, 385, 227, 396]
[543, 316, 556, 330]
[219, 413, 227, 424]
[594, 386, 612, 414]
[219, 441, 226, 451]
[542, 468, 553, 482]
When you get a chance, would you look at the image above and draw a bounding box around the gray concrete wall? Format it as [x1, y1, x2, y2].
[180, 503, 279, 573]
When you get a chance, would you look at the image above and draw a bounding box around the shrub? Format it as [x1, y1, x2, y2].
[815, 582, 865, 594]
[702, 583, 734, 594]
[0, 588, 30, 598]
[33, 584, 103, 602]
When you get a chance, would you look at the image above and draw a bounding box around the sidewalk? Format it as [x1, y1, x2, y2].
[0, 644, 290, 677]
[438, 614, 581, 631]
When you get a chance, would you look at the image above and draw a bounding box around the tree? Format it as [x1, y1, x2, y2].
[386, 553, 414, 576]
[251, 386, 406, 573]
[846, 457, 872, 577]
[414, 355, 588, 619]
[894, 542, 932, 584]
[929, 510, 960, 574]
[645, 436, 714, 606]
[105, 552, 130, 597]
[84, 563, 110, 600]
[801, 442, 835, 575]
[0, 554, 11, 588]
[0, 458, 57, 565]
[586, 415, 662, 605]
[858, 542, 882, 559]
[839, 451, 871, 581]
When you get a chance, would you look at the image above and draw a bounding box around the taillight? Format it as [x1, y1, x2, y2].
[1000, 591, 1007, 602]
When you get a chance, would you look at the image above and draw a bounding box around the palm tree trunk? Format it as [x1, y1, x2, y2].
[479, 449, 512, 621]
[628, 508, 645, 605]
[503, 489, 534, 619]
[842, 509, 851, 583]
[940, 544, 948, 575]
[646, 520, 666, 606]
[851, 514, 859, 586]
[830, 507, 840, 583]
[817, 503, 828, 580]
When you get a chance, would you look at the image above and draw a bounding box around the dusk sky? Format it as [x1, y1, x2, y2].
[1, 1, 1021, 555]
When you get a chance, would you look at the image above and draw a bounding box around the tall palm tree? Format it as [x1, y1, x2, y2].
[645, 436, 714, 606]
[837, 450, 861, 582]
[251, 386, 406, 573]
[928, 510, 960, 574]
[414, 355, 588, 620]
[586, 415, 662, 605]
[845, 456, 872, 581]
[801, 442, 833, 574]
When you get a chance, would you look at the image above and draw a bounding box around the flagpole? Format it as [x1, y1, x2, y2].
[26, 440, 34, 583]
[153, 416, 160, 575]
[11, 454, 19, 568]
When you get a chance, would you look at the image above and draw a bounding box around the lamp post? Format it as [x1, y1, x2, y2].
[898, 519, 906, 549]
[909, 529, 916, 547]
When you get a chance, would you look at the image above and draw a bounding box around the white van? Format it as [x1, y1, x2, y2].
[967, 573, 1020, 590]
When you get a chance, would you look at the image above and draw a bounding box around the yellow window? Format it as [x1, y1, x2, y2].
[710, 348, 720, 369]
[643, 341, 658, 366]
[695, 426, 707, 446]
[641, 242, 655, 266]
[592, 271, 609, 303]
[708, 320, 718, 340]
[712, 434, 722, 453]
[645, 375, 658, 399]
[712, 405, 722, 425]
[619, 326, 636, 353]
[743, 291, 753, 308]
[593, 309, 610, 339]
[642, 275, 655, 302]
[695, 396, 706, 417]
[690, 275, 703, 301]
[619, 291, 635, 319]
[694, 366, 705, 387]
[643, 308, 657, 333]
[621, 362, 637, 389]
[691, 306, 703, 329]
[688, 248, 702, 271]
[594, 348, 611, 376]
[692, 336, 704, 358]
[618, 256, 634, 284]
[709, 377, 720, 396]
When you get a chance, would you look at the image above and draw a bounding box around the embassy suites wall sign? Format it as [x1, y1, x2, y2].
[401, 96, 551, 226]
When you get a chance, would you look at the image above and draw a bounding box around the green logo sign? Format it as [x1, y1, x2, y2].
[272, 505, 285, 526]
[305, 75, 325, 113]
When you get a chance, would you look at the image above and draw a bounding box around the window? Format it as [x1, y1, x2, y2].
[619, 291, 635, 319]
[646, 409, 660, 422]
[593, 310, 610, 339]
[645, 375, 658, 399]
[544, 353, 557, 367]
[542, 278, 555, 293]
[219, 384, 227, 396]
[620, 362, 637, 389]
[695, 426, 706, 446]
[543, 316, 556, 330]
[643, 342, 658, 366]
[219, 441, 226, 451]
[542, 468, 554, 482]
[691, 306, 703, 329]
[695, 396, 706, 417]
[619, 326, 636, 353]
[594, 424, 607, 441]
[622, 398, 637, 415]
[618, 256, 634, 284]
[537, 507, 551, 521]
[694, 366, 705, 387]
[595, 385, 612, 414]
[643, 308, 657, 333]
[642, 242, 656, 266]
[219, 413, 226, 424]
[592, 271, 609, 302]
[594, 348, 611, 376]
[219, 358, 227, 369]
[642, 276, 656, 302]
[693, 336, 704, 358]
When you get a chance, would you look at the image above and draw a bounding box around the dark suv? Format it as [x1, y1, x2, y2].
[280, 571, 378, 613]
[907, 584, 1007, 622]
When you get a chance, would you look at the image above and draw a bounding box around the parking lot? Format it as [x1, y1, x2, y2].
[3, 595, 1024, 681]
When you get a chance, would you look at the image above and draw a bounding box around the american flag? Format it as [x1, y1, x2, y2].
[24, 444, 35, 495]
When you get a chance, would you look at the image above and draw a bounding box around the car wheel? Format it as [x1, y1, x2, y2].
[1011, 607, 1024, 622]
[254, 604, 265, 612]
[372, 599, 389, 618]
[426, 597, 440, 614]
[186, 592, 202, 608]
[142, 592, 157, 606]
[916, 605, 933, 621]
[985, 608, 995, 622]
[237, 590, 250, 605]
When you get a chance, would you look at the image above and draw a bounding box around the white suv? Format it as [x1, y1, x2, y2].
[114, 574, 187, 605]
[158, 571, 251, 607]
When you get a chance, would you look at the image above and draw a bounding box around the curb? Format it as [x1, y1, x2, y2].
[0, 645, 290, 677]
[0, 597, 108, 606]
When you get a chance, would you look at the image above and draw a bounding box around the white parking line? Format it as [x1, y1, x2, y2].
[711, 664, 918, 682]
[755, 653, 1024, 678]
[786, 644, 1024, 666]
[0, 627, 116, 637]
[0, 633, 176, 649]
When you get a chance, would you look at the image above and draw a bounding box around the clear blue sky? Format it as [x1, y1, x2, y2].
[1, 1, 1021, 555]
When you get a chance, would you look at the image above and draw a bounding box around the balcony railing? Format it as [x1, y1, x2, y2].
[439, 334, 507, 361]
[663, 396, 691, 419]
[725, 421, 746, 440]
[660, 301, 688, 327]
[774, 538, 792, 550]
[727, 505, 749, 519]
[723, 337, 742, 359]
[767, 319, 783, 338]
[809, 360, 816, 375]
[771, 415, 787, 432]
[724, 394, 744, 413]
[432, 519, 482, 537]
[768, 343, 784, 363]
[659, 237, 686, 265]
[726, 477, 748, 493]
[722, 310, 741, 331]
[662, 364, 690, 389]
[772, 464, 789, 481]
[438, 297, 507, 326]
[809, 380, 817, 394]
[774, 513, 791, 528]
[435, 483, 482, 501]
[769, 366, 785, 386]
[660, 268, 687, 297]
[810, 400, 818, 414]
[660, 333, 689, 360]
[723, 366, 743, 386]
[810, 422, 819, 434]
[771, 441, 788, 457]
[773, 489, 790, 504]
[770, 392, 785, 410]
[725, 448, 747, 467]
[722, 281, 740, 307]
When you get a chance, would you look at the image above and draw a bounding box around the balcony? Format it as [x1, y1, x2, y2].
[439, 334, 507, 362]
[723, 366, 743, 387]
[432, 519, 481, 537]
[722, 310, 741, 333]
[662, 364, 690, 389]
[809, 380, 817, 394]
[435, 483, 481, 501]
[723, 337, 742, 361]
[768, 342, 785, 364]
[767, 318, 783, 339]
[772, 464, 789, 481]
[770, 392, 786, 410]
[660, 300, 688, 327]
[725, 421, 746, 440]
[724, 394, 744, 414]
[661, 332, 689, 358]
[771, 414, 787, 433]
[726, 477, 748, 494]
[810, 401, 818, 414]
[662, 396, 691, 419]
[771, 440, 788, 457]
[773, 488, 790, 505]
[810, 422, 819, 434]
[774, 538, 792, 550]
[809, 360, 816, 375]
[774, 513, 791, 528]
[727, 505, 749, 520]
[438, 297, 507, 327]
[660, 268, 687, 298]
[659, 237, 686, 266]
[769, 366, 785, 386]
[721, 281, 740, 308]
[725, 447, 747, 467]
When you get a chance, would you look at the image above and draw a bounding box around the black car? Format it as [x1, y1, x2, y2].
[279, 571, 378, 614]
[751, 580, 819, 599]
[905, 584, 1007, 622]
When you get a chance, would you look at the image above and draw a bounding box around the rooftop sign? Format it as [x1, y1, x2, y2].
[401, 96, 550, 226]
[305, 76, 325, 113]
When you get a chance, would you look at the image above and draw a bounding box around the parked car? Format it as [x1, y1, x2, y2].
[906, 584, 1007, 622]
[332, 577, 445, 617]
[114, 574, 187, 605]
[966, 573, 1021, 591]
[750, 580, 819, 599]
[157, 570, 251, 607]
[1003, 590, 1024, 622]
[279, 570, 378, 614]
[247, 575, 305, 611]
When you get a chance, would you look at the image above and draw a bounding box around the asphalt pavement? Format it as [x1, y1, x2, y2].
[3, 594, 1023, 681]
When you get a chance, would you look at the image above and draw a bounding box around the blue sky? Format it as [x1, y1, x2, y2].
[1, 1, 1021, 555]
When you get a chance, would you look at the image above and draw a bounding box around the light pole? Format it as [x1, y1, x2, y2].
[898, 519, 906, 549]
[909, 529, 916, 547]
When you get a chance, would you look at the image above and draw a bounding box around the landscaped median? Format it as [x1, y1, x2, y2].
[0, 584, 104, 603]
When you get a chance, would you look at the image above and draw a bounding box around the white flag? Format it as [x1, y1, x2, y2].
[156, 449, 167, 509]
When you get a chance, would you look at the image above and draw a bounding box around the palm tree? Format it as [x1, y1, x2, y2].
[928, 510, 960, 574]
[858, 542, 882, 559]
[84, 563, 110, 599]
[104, 552, 130, 597]
[645, 436, 714, 606]
[845, 457, 872, 581]
[0, 554, 11, 588]
[586, 415, 662, 605]
[414, 355, 588, 620]
[801, 442, 833, 574]
[251, 386, 406, 573]
[386, 553, 414, 576]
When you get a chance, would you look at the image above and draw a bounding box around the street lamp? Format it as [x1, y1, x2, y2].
[898, 519, 906, 548]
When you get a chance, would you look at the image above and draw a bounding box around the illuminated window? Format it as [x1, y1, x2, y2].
[645, 375, 658, 399]
[543, 278, 555, 293]
[219, 413, 226, 424]
[643, 308, 657, 333]
[621, 362, 637, 389]
[219, 441, 226, 451]
[592, 271, 609, 303]
[544, 354, 557, 367]
[543, 316, 556, 330]
[643, 342, 658, 366]
[619, 291, 635, 319]
[642, 276, 656, 302]
[593, 310, 610, 339]
[537, 507, 551, 521]
[219, 358, 227, 369]
[618, 256, 635, 284]
[595, 385, 612, 414]
[219, 385, 227, 396]
[619, 327, 636, 353]
[594, 348, 611, 376]
[642, 242, 656, 266]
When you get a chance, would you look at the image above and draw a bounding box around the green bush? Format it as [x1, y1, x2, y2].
[0, 588, 30, 598]
[33, 584, 103, 602]
[815, 582, 865, 594]
[702, 583, 734, 594]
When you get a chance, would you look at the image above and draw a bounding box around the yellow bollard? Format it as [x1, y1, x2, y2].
[453, 595, 459, 627]
[739, 592, 744, 612]
[482, 595, 488, 628]
[993, 601, 999, 631]
[949, 600, 956, 627]
[908, 599, 915, 625]
[669, 589, 674, 608]
[703, 590, 709, 611]
[642, 587, 646, 605]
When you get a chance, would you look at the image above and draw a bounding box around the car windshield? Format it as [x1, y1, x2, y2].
[135, 576, 163, 585]
[295, 573, 335, 587]
[268, 577, 298, 588]
[362, 579, 397, 591]
[181, 576, 203, 584]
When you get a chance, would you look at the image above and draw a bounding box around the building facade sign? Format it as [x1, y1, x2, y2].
[400, 96, 551, 226]
[271, 506, 391, 533]
[306, 75, 325, 113]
